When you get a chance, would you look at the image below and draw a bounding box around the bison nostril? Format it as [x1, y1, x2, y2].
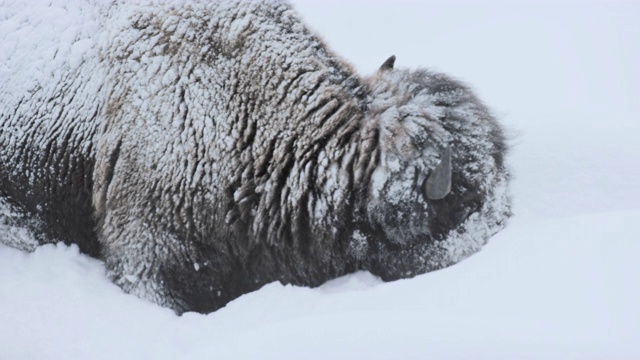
[455, 201, 482, 225]
[433, 198, 481, 231]
[453, 208, 471, 225]
[437, 206, 465, 227]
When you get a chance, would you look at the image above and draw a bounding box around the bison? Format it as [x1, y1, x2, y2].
[0, 0, 511, 313]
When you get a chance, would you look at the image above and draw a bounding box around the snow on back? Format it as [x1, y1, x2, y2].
[0, 1, 102, 97]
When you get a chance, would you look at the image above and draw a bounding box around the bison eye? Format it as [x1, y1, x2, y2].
[424, 147, 452, 200]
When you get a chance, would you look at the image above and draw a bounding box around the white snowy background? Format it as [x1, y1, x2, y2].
[1, 1, 639, 359]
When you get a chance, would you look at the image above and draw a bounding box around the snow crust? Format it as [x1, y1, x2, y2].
[1, 0, 639, 359]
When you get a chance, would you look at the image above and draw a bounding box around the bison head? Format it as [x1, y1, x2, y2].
[352, 56, 511, 280]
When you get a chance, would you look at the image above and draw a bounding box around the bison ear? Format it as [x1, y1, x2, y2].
[379, 55, 396, 72]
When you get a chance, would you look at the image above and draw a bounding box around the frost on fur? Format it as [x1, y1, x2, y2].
[0, 0, 511, 314]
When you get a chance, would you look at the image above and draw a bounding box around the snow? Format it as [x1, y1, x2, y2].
[1, 0, 639, 359]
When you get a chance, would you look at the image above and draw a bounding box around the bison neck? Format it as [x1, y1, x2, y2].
[210, 50, 373, 291]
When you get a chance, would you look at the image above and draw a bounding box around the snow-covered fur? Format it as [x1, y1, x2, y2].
[0, 0, 511, 313]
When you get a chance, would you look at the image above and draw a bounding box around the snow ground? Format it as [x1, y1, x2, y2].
[1, 1, 639, 359]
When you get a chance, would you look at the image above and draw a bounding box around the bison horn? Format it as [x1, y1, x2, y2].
[379, 55, 396, 71]
[424, 147, 452, 200]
